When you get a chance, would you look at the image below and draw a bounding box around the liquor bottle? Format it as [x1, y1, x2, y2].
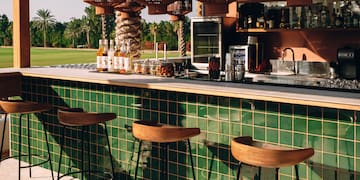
[96, 39, 108, 72]
[108, 39, 114, 72]
[118, 40, 126, 74]
[113, 39, 121, 72]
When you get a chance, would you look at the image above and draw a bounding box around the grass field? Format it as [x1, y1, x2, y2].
[0, 47, 182, 68]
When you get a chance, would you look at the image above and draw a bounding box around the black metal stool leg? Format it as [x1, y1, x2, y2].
[103, 123, 115, 179]
[134, 140, 143, 180]
[165, 143, 169, 180]
[258, 167, 261, 180]
[81, 126, 85, 180]
[58, 126, 65, 179]
[295, 165, 299, 180]
[187, 139, 196, 180]
[42, 119, 54, 180]
[27, 114, 32, 178]
[87, 126, 91, 180]
[18, 114, 24, 180]
[275, 168, 279, 180]
[0, 114, 8, 161]
[236, 162, 242, 180]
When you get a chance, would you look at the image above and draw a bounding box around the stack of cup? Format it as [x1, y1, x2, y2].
[225, 53, 234, 82]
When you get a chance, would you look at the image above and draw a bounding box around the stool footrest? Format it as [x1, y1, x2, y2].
[58, 170, 113, 179]
[0, 154, 50, 168]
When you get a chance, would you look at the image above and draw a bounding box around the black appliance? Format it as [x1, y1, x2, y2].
[337, 47, 359, 79]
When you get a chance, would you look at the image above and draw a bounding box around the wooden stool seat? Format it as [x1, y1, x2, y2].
[132, 120, 200, 179]
[0, 99, 54, 180]
[231, 136, 314, 180]
[0, 100, 51, 114]
[57, 108, 115, 179]
[58, 108, 116, 127]
[231, 136, 314, 168]
[132, 120, 200, 143]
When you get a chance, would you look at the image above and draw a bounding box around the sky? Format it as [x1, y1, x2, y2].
[0, 0, 196, 23]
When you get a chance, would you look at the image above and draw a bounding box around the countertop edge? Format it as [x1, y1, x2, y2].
[2, 68, 360, 111]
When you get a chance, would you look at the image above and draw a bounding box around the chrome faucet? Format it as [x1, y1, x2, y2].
[281, 48, 296, 74]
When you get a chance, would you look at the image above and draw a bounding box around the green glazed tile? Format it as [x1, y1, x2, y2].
[339, 124, 354, 140]
[242, 99, 253, 111]
[220, 121, 229, 134]
[197, 95, 207, 105]
[280, 131, 292, 145]
[293, 118, 306, 133]
[356, 142, 360, 157]
[339, 140, 354, 156]
[241, 111, 253, 125]
[187, 104, 197, 116]
[266, 114, 278, 128]
[177, 93, 186, 102]
[168, 91, 177, 101]
[339, 155, 355, 171]
[253, 101, 265, 112]
[323, 137, 337, 153]
[254, 127, 265, 141]
[266, 102, 279, 114]
[266, 129, 278, 143]
[159, 101, 168, 112]
[280, 103, 292, 116]
[308, 120, 322, 135]
[323, 108, 338, 121]
[230, 109, 240, 122]
[230, 98, 240, 109]
[219, 97, 229, 107]
[339, 110, 355, 123]
[280, 116, 292, 130]
[187, 94, 197, 103]
[308, 106, 322, 120]
[169, 102, 177, 114]
[293, 133, 305, 147]
[230, 122, 241, 136]
[308, 135, 322, 151]
[198, 105, 207, 118]
[208, 96, 218, 106]
[357, 126, 360, 141]
[208, 107, 218, 120]
[254, 112, 265, 126]
[241, 125, 252, 136]
[323, 153, 337, 167]
[219, 108, 229, 121]
[323, 122, 337, 137]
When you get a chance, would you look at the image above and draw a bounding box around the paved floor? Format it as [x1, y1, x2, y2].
[0, 158, 77, 180]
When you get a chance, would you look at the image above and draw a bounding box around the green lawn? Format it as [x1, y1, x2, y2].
[0, 47, 182, 68]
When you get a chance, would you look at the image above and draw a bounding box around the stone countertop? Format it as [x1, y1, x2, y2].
[1, 67, 360, 110]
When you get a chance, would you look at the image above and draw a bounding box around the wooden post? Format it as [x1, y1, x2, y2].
[13, 0, 30, 68]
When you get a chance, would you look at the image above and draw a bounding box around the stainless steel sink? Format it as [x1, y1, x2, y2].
[270, 59, 330, 78]
[251, 73, 327, 86]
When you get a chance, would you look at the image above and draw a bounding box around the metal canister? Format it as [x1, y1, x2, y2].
[235, 64, 245, 81]
[225, 64, 234, 82]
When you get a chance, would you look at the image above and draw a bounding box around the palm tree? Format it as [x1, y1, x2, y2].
[173, 17, 186, 57]
[115, 10, 142, 60]
[149, 23, 158, 52]
[64, 18, 81, 48]
[81, 16, 91, 48]
[32, 9, 56, 47]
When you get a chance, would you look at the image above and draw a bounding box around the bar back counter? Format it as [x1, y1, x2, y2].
[1, 67, 359, 179]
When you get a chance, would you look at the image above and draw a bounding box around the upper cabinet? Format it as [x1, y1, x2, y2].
[236, 0, 360, 33]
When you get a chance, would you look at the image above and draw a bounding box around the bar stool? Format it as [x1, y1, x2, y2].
[231, 136, 314, 180]
[132, 120, 200, 180]
[0, 100, 54, 180]
[57, 108, 115, 179]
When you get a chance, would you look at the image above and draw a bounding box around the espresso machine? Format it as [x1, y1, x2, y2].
[337, 47, 360, 79]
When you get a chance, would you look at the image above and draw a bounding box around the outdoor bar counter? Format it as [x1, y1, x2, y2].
[1, 67, 360, 179]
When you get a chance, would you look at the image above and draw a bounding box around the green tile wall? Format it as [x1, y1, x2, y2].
[9, 76, 360, 179]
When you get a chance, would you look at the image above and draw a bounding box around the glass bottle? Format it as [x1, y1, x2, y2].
[96, 39, 108, 72]
[124, 40, 132, 73]
[113, 39, 121, 72]
[96, 39, 104, 72]
[108, 39, 114, 72]
[118, 40, 126, 74]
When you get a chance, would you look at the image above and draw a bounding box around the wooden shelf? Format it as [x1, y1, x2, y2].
[236, 28, 360, 33]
